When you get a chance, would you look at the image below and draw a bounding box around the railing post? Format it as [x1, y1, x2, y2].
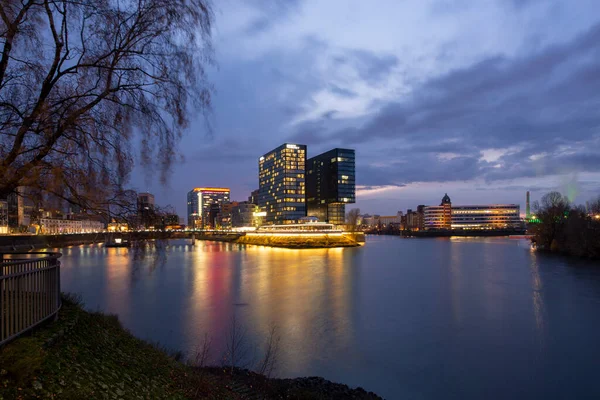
[0, 253, 3, 342]
[0, 252, 62, 346]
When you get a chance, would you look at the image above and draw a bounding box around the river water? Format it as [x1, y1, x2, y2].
[58, 236, 600, 399]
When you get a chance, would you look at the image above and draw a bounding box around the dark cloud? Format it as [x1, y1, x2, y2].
[329, 84, 358, 98]
[318, 22, 600, 184]
[358, 154, 487, 187]
[243, 0, 304, 35]
[333, 49, 399, 84]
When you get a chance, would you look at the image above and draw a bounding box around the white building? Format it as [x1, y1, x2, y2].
[40, 218, 104, 234]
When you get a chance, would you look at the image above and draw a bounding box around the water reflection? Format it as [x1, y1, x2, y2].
[180, 244, 355, 370]
[529, 250, 546, 350]
[57, 238, 600, 399]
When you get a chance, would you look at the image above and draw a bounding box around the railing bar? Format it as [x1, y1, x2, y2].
[21, 267, 26, 334]
[44, 267, 48, 318]
[8, 276, 12, 337]
[24, 268, 28, 330]
[40, 262, 43, 320]
[1, 260, 3, 342]
[18, 272, 22, 335]
[38, 264, 42, 324]
[34, 266, 38, 326]
[1, 264, 63, 280]
[57, 260, 61, 313]
[0, 252, 62, 346]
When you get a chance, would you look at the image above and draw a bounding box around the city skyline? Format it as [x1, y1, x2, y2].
[131, 0, 600, 217]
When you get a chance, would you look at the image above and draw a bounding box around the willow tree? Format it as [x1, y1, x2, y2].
[0, 0, 213, 214]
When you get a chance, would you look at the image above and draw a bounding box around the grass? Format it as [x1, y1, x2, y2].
[0, 295, 381, 400]
[0, 295, 227, 399]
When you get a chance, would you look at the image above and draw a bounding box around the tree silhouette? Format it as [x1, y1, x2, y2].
[0, 0, 213, 216]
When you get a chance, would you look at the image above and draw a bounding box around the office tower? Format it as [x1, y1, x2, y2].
[249, 189, 259, 205]
[187, 187, 230, 229]
[137, 192, 155, 228]
[306, 148, 355, 225]
[526, 191, 531, 219]
[231, 201, 258, 227]
[258, 143, 306, 224]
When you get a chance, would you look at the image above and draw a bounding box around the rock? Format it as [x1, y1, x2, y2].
[32, 380, 43, 390]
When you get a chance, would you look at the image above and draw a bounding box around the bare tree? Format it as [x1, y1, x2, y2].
[588, 196, 600, 215]
[222, 314, 251, 373]
[531, 191, 570, 251]
[0, 0, 213, 216]
[256, 325, 280, 378]
[346, 207, 360, 233]
[192, 332, 212, 368]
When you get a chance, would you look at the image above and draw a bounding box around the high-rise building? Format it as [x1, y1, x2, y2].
[526, 191, 531, 219]
[258, 143, 306, 224]
[187, 187, 230, 229]
[6, 187, 33, 230]
[137, 192, 155, 228]
[231, 201, 259, 227]
[0, 199, 8, 234]
[306, 148, 355, 225]
[249, 189, 259, 205]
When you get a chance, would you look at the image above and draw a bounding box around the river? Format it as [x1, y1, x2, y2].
[58, 236, 600, 399]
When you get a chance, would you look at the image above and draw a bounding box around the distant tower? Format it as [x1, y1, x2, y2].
[526, 191, 531, 219]
[440, 193, 452, 229]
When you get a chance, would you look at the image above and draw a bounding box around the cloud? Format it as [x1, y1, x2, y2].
[333, 50, 399, 85]
[328, 84, 358, 98]
[312, 21, 600, 184]
[150, 0, 600, 216]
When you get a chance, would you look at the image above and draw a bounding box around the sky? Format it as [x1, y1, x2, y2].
[133, 0, 600, 217]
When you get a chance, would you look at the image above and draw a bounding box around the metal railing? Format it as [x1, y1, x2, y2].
[0, 252, 61, 346]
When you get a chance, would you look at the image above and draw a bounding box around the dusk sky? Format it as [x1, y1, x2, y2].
[134, 0, 600, 217]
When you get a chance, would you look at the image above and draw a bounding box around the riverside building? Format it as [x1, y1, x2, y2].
[258, 143, 307, 224]
[423, 194, 521, 230]
[187, 187, 230, 229]
[306, 148, 356, 225]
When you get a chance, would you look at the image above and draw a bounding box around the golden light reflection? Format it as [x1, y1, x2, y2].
[104, 248, 134, 315]
[183, 243, 353, 370]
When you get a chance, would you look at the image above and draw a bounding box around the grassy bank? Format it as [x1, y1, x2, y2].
[0, 296, 381, 399]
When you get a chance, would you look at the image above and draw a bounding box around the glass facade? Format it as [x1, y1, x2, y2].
[424, 194, 521, 230]
[306, 148, 356, 225]
[258, 143, 307, 224]
[187, 188, 230, 229]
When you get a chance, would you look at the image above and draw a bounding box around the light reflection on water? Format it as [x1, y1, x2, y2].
[57, 237, 600, 399]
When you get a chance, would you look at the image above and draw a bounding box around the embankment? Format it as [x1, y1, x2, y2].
[0, 233, 102, 252]
[235, 233, 363, 249]
[0, 296, 381, 399]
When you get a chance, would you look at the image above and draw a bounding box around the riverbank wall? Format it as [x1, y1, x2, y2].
[0, 295, 382, 399]
[236, 232, 362, 249]
[0, 230, 366, 251]
[367, 229, 526, 238]
[0, 233, 102, 252]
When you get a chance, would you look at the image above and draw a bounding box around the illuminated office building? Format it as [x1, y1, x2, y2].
[137, 192, 155, 228]
[187, 187, 230, 229]
[306, 148, 355, 225]
[258, 143, 306, 224]
[424, 194, 520, 230]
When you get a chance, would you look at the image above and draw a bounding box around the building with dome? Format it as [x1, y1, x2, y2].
[423, 194, 521, 230]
